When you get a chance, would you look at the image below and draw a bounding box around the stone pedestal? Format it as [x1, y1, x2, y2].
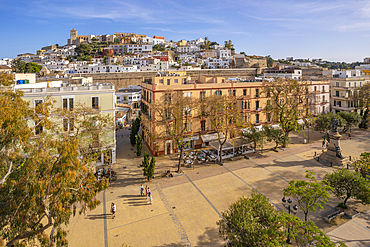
[319, 131, 349, 166]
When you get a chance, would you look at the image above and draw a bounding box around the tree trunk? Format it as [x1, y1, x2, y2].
[219, 142, 223, 163]
[177, 148, 183, 173]
[343, 195, 350, 206]
[304, 212, 308, 222]
[282, 132, 290, 148]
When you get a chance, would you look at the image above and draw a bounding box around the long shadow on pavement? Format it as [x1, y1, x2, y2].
[118, 194, 150, 207]
[85, 214, 110, 220]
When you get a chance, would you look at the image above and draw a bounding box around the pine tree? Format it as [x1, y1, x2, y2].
[141, 152, 150, 177]
[147, 156, 156, 181]
[136, 134, 142, 157]
[130, 129, 136, 146]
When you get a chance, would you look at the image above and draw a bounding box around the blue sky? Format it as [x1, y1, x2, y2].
[1, 0, 369, 62]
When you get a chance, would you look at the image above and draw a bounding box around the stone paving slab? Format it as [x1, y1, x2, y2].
[327, 209, 370, 246]
[161, 182, 224, 246]
[64, 128, 370, 247]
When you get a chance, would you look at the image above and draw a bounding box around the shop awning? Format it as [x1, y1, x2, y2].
[201, 133, 224, 143]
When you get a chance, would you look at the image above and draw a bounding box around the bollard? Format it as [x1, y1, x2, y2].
[347, 163, 349, 169]
[330, 162, 333, 167]
[314, 151, 316, 156]
[318, 156, 320, 162]
[349, 156, 352, 161]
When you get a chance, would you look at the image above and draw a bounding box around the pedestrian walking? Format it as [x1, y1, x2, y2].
[322, 140, 325, 148]
[145, 185, 148, 196]
[326, 142, 329, 148]
[147, 191, 153, 204]
[140, 184, 144, 196]
[111, 203, 116, 219]
[348, 133, 352, 140]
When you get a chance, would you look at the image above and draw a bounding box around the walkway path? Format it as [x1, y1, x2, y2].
[65, 128, 370, 246]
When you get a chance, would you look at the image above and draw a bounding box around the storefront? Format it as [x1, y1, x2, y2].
[200, 132, 225, 147]
[180, 136, 199, 151]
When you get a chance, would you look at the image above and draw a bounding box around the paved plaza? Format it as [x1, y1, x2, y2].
[66, 128, 370, 247]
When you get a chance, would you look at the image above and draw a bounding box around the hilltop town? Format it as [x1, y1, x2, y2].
[1, 28, 370, 247]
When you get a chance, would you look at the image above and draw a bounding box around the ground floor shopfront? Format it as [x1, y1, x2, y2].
[143, 131, 224, 156]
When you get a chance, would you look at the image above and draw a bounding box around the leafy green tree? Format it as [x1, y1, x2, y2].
[314, 112, 345, 133]
[153, 44, 165, 51]
[217, 190, 339, 247]
[0, 90, 110, 246]
[359, 108, 369, 129]
[11, 58, 26, 73]
[266, 55, 274, 67]
[217, 190, 288, 246]
[284, 171, 332, 222]
[242, 125, 265, 151]
[324, 168, 370, 206]
[358, 83, 370, 109]
[353, 152, 370, 176]
[337, 111, 361, 133]
[262, 78, 309, 147]
[75, 43, 93, 56]
[224, 40, 234, 50]
[263, 125, 287, 149]
[136, 134, 142, 157]
[29, 62, 42, 73]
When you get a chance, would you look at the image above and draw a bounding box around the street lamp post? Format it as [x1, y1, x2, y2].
[307, 124, 310, 143]
[282, 197, 298, 244]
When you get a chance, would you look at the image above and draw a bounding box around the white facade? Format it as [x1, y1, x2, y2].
[217, 49, 231, 59]
[204, 58, 230, 69]
[74, 64, 138, 73]
[116, 88, 141, 108]
[140, 61, 169, 71]
[332, 70, 361, 78]
[310, 81, 330, 115]
[331, 75, 370, 114]
[109, 44, 153, 54]
[152, 37, 165, 45]
[264, 69, 302, 80]
[176, 45, 200, 53]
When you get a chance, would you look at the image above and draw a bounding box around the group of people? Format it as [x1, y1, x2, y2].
[109, 184, 152, 220]
[140, 184, 153, 204]
[322, 140, 329, 148]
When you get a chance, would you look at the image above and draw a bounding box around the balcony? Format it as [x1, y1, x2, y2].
[332, 105, 358, 111]
[332, 86, 349, 90]
[198, 127, 213, 134]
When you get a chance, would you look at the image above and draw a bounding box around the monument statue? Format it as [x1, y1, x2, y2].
[325, 132, 330, 143]
[331, 119, 339, 132]
[319, 118, 349, 166]
[334, 144, 344, 159]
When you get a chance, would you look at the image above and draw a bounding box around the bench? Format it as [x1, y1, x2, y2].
[324, 209, 344, 223]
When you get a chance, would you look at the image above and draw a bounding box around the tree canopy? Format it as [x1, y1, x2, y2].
[262, 78, 309, 147]
[324, 168, 370, 206]
[283, 171, 332, 222]
[152, 90, 198, 171]
[204, 95, 242, 162]
[314, 112, 361, 134]
[12, 59, 43, 74]
[314, 112, 345, 133]
[0, 89, 112, 246]
[217, 190, 340, 246]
